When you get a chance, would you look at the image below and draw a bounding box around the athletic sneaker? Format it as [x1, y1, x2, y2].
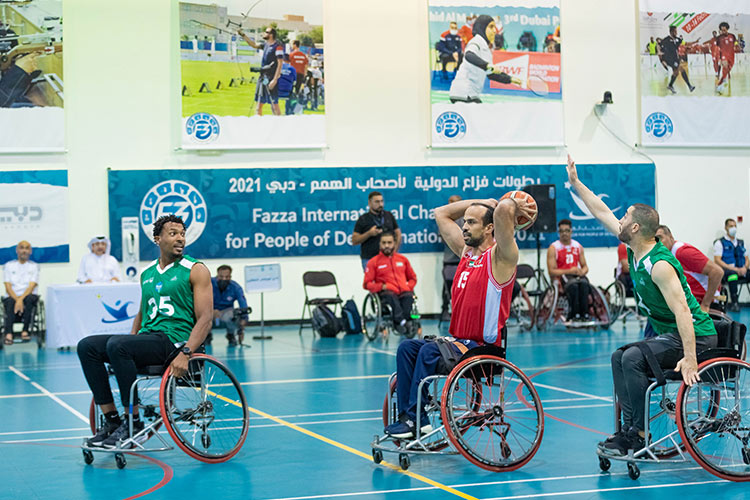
[102, 418, 146, 449]
[667, 85, 676, 94]
[384, 416, 432, 439]
[597, 429, 626, 447]
[86, 417, 122, 447]
[601, 427, 644, 456]
[688, 85, 695, 92]
[226, 333, 238, 347]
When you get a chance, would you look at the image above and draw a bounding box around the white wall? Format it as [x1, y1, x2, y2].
[3, 0, 748, 320]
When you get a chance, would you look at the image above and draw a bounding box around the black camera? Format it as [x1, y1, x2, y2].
[249, 67, 261, 73]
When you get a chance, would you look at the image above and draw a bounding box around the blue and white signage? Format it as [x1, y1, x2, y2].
[108, 164, 655, 260]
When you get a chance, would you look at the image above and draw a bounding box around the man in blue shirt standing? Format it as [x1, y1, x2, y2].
[212, 265, 249, 346]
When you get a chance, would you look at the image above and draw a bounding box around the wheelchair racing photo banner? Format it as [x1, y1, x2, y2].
[429, 0, 563, 148]
[179, 0, 325, 150]
[0, 0, 64, 152]
[0, 170, 69, 264]
[107, 163, 654, 261]
[639, 1, 750, 146]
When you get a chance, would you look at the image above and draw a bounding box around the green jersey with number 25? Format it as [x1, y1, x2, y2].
[139, 256, 200, 344]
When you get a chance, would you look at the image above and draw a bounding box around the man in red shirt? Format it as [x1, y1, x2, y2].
[289, 40, 308, 96]
[547, 219, 590, 320]
[616, 242, 634, 296]
[716, 21, 737, 93]
[363, 232, 417, 335]
[383, 195, 534, 438]
[654, 225, 723, 312]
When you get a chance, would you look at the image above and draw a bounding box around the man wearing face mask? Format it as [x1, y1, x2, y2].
[352, 191, 401, 271]
[211, 265, 249, 346]
[713, 218, 749, 312]
[437, 21, 463, 78]
[449, 14, 522, 103]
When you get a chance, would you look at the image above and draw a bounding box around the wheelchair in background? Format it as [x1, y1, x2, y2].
[361, 292, 421, 341]
[535, 278, 617, 330]
[82, 351, 249, 469]
[0, 297, 46, 349]
[597, 318, 750, 481]
[371, 334, 544, 472]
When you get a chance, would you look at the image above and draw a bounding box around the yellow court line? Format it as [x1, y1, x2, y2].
[213, 392, 478, 500]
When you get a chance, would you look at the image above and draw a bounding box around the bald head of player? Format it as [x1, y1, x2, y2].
[618, 203, 659, 245]
[462, 203, 494, 248]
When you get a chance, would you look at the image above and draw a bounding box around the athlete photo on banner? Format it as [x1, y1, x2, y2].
[429, 0, 563, 147]
[0, 0, 63, 152]
[179, 0, 324, 149]
[107, 163, 654, 261]
[640, 1, 750, 146]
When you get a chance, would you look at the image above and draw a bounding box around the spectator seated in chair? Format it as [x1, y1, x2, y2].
[3, 240, 39, 345]
[713, 218, 750, 312]
[547, 219, 591, 321]
[363, 232, 417, 335]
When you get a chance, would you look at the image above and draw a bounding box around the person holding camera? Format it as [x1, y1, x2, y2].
[237, 27, 283, 116]
[352, 191, 401, 271]
[212, 265, 249, 347]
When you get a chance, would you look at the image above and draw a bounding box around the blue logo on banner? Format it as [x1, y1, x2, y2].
[435, 112, 467, 141]
[644, 112, 673, 140]
[186, 113, 220, 143]
[139, 180, 208, 246]
[100, 299, 136, 324]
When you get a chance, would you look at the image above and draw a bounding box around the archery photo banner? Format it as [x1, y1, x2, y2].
[429, 0, 563, 147]
[179, 0, 325, 149]
[107, 163, 654, 261]
[639, 1, 750, 146]
[0, 0, 64, 152]
[0, 170, 69, 264]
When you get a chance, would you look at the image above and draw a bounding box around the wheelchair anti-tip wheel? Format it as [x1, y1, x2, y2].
[676, 357, 750, 481]
[441, 354, 544, 472]
[160, 354, 249, 463]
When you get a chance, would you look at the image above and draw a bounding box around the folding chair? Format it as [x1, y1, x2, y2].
[298, 271, 344, 336]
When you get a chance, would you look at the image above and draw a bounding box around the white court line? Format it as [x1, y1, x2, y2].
[482, 480, 726, 500]
[260, 466, 711, 500]
[367, 346, 396, 357]
[0, 390, 90, 399]
[0, 427, 88, 436]
[532, 382, 612, 402]
[9, 365, 89, 424]
[240, 374, 390, 386]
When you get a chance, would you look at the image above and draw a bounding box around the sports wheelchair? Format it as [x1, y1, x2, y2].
[536, 278, 617, 330]
[82, 351, 249, 469]
[361, 292, 421, 342]
[370, 335, 544, 472]
[597, 318, 750, 481]
[0, 296, 45, 349]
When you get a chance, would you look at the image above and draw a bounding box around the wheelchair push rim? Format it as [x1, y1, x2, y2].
[160, 354, 249, 463]
[361, 293, 383, 342]
[440, 355, 544, 472]
[676, 357, 750, 481]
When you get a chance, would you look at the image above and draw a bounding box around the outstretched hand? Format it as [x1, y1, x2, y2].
[566, 154, 579, 185]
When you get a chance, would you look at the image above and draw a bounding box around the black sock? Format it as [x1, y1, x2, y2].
[669, 74, 677, 86]
[104, 411, 121, 423]
[681, 71, 692, 87]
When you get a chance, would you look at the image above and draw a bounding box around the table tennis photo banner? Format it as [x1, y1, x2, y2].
[178, 0, 325, 150]
[428, 0, 563, 148]
[639, 1, 750, 146]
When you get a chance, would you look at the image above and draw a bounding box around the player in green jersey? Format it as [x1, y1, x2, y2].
[566, 155, 717, 456]
[77, 214, 213, 449]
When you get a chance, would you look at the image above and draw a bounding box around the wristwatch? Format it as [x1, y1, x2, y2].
[181, 346, 192, 356]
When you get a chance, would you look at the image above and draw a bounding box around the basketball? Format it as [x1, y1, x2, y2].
[500, 190, 538, 231]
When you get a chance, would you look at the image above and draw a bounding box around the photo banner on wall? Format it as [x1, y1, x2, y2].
[429, 0, 563, 147]
[0, 0, 64, 152]
[639, 1, 750, 146]
[179, 0, 325, 149]
[107, 164, 654, 261]
[0, 170, 69, 263]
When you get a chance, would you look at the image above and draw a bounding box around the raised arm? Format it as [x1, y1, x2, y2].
[237, 29, 260, 49]
[651, 261, 699, 385]
[435, 199, 478, 258]
[566, 154, 620, 236]
[491, 198, 524, 284]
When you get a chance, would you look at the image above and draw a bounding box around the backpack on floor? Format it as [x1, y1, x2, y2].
[341, 299, 362, 335]
[312, 304, 342, 337]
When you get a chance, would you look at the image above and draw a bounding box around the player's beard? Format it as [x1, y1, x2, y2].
[464, 230, 483, 248]
[381, 247, 393, 256]
[618, 223, 634, 244]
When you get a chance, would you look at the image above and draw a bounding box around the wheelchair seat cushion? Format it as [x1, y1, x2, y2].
[137, 365, 165, 376]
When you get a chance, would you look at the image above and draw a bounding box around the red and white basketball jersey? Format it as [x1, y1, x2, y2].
[671, 241, 712, 302]
[449, 246, 516, 346]
[552, 239, 583, 270]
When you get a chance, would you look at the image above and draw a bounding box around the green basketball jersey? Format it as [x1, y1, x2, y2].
[627, 242, 715, 337]
[139, 255, 200, 344]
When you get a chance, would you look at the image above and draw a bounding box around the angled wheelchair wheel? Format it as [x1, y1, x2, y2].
[603, 281, 625, 325]
[441, 355, 544, 471]
[676, 357, 750, 481]
[510, 291, 534, 332]
[535, 286, 557, 331]
[160, 354, 249, 463]
[590, 287, 615, 329]
[361, 294, 382, 342]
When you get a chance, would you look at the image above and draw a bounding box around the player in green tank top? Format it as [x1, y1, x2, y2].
[566, 155, 717, 456]
[77, 214, 212, 449]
